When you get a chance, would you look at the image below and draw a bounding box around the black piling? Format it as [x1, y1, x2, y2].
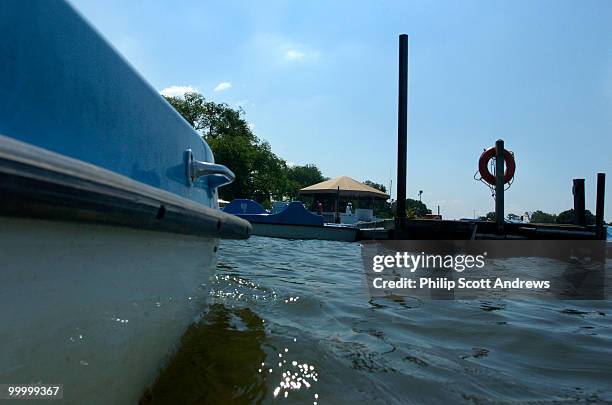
[572, 179, 586, 226]
[335, 186, 340, 224]
[396, 34, 408, 225]
[495, 139, 505, 234]
[595, 173, 605, 228]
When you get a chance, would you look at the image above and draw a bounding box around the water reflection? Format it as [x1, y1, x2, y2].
[144, 236, 612, 403]
[140, 303, 267, 404]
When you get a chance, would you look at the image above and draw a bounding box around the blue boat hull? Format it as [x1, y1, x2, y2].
[0, 0, 216, 206]
[0, 1, 250, 402]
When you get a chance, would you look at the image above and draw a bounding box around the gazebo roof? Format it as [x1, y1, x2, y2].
[299, 176, 389, 199]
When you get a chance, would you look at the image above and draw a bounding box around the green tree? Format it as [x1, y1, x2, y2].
[165, 92, 253, 140]
[388, 199, 430, 218]
[363, 180, 387, 193]
[556, 209, 595, 225]
[529, 210, 557, 224]
[406, 198, 430, 218]
[285, 164, 326, 198]
[478, 212, 496, 221]
[165, 92, 292, 203]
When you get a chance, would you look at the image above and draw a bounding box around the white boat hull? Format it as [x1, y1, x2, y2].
[249, 222, 358, 242]
[0, 217, 218, 404]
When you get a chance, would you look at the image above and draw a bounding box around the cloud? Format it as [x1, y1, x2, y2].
[285, 49, 305, 60]
[248, 122, 255, 130]
[251, 33, 319, 64]
[159, 85, 197, 97]
[213, 82, 232, 92]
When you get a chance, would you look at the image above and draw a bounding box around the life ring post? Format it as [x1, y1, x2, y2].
[495, 139, 505, 234]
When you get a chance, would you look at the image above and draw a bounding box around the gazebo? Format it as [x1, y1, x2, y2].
[299, 176, 389, 222]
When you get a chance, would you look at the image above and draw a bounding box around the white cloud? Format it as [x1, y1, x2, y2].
[159, 85, 197, 97]
[286, 49, 305, 60]
[251, 33, 320, 64]
[213, 82, 232, 92]
[248, 123, 255, 130]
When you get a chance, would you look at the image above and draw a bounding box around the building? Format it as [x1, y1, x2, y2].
[299, 176, 389, 223]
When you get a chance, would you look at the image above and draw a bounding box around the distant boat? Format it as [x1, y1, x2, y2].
[0, 1, 249, 403]
[223, 199, 359, 242]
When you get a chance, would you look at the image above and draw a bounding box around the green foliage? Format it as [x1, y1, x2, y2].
[286, 164, 326, 198]
[528, 210, 556, 223]
[407, 198, 430, 217]
[555, 209, 595, 225]
[363, 180, 386, 193]
[528, 209, 595, 225]
[165, 92, 254, 141]
[478, 212, 496, 221]
[383, 199, 430, 219]
[165, 92, 302, 203]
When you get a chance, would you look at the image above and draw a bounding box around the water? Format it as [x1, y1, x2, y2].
[143, 236, 612, 404]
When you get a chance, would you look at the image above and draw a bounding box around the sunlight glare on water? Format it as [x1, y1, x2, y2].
[142, 236, 612, 404]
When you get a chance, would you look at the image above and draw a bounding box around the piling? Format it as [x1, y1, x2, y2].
[595, 173, 605, 228]
[396, 34, 408, 224]
[495, 139, 505, 234]
[572, 179, 586, 226]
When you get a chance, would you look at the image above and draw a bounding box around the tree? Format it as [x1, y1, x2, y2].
[406, 198, 430, 217]
[529, 210, 557, 224]
[164, 92, 254, 141]
[165, 91, 325, 204]
[286, 164, 326, 198]
[166, 92, 284, 203]
[556, 209, 595, 225]
[478, 212, 496, 221]
[363, 180, 386, 193]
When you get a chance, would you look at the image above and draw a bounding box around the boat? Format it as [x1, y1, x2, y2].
[0, 1, 250, 403]
[223, 199, 359, 241]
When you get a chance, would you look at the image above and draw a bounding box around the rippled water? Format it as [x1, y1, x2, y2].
[144, 236, 612, 404]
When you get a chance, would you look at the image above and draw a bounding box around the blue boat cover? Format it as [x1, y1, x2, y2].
[223, 199, 324, 226]
[223, 199, 269, 215]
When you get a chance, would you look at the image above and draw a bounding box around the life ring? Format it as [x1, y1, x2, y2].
[478, 147, 515, 185]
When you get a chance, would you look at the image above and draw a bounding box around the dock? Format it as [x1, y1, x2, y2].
[357, 219, 606, 241]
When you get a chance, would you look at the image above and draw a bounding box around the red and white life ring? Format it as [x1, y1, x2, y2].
[478, 147, 515, 185]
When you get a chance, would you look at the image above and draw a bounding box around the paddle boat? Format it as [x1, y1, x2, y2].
[223, 199, 359, 242]
[0, 1, 250, 403]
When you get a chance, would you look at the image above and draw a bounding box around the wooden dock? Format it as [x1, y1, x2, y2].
[357, 219, 606, 241]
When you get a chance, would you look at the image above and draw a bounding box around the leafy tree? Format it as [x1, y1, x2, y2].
[478, 212, 496, 221]
[363, 180, 387, 193]
[556, 209, 595, 225]
[407, 198, 430, 217]
[286, 164, 326, 198]
[165, 91, 296, 203]
[529, 210, 557, 224]
[165, 92, 253, 141]
[387, 199, 430, 218]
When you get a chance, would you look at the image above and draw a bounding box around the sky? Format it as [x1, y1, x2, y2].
[70, 0, 611, 220]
